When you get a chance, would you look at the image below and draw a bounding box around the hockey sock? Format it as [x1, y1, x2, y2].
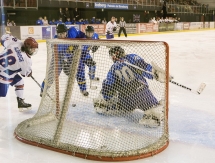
[15, 88, 24, 99]
[89, 65, 96, 79]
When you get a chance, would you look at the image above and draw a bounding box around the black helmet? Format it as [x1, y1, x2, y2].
[85, 26, 94, 32]
[109, 46, 125, 60]
[56, 23, 67, 33]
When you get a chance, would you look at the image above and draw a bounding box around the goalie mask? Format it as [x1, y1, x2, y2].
[22, 37, 38, 56]
[109, 46, 125, 62]
[85, 26, 94, 38]
[56, 23, 68, 38]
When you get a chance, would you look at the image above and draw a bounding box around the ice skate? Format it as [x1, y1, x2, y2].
[139, 105, 164, 128]
[90, 77, 99, 81]
[81, 90, 89, 96]
[17, 97, 32, 112]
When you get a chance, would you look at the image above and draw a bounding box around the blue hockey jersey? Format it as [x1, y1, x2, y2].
[101, 53, 158, 111]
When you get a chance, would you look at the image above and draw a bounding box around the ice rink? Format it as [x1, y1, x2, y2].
[0, 30, 215, 163]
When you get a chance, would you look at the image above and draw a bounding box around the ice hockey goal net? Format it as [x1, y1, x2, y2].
[14, 39, 169, 161]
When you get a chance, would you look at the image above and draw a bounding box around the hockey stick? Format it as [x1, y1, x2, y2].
[90, 52, 97, 90]
[31, 76, 55, 101]
[123, 61, 206, 95]
[31, 76, 77, 107]
[169, 80, 206, 95]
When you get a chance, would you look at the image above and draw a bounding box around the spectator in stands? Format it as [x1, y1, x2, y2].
[6, 0, 13, 6]
[36, 17, 43, 25]
[85, 19, 89, 24]
[42, 16, 49, 26]
[55, 18, 63, 24]
[65, 8, 70, 21]
[73, 8, 80, 21]
[96, 19, 101, 24]
[91, 17, 96, 24]
[11, 20, 16, 26]
[65, 18, 72, 25]
[15, 0, 21, 6]
[49, 19, 56, 25]
[71, 18, 76, 24]
[6, 19, 11, 26]
[58, 8, 65, 20]
[102, 18, 107, 24]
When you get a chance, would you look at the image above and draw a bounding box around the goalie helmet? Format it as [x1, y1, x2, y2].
[56, 23, 67, 33]
[109, 46, 125, 61]
[22, 37, 38, 56]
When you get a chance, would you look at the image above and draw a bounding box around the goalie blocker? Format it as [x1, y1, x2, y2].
[93, 46, 166, 127]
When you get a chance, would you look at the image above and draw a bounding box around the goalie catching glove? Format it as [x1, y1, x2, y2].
[152, 62, 173, 83]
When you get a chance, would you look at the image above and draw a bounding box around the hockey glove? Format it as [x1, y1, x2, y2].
[91, 46, 99, 53]
[27, 71, 32, 77]
[152, 62, 173, 83]
[63, 59, 72, 76]
[113, 27, 117, 31]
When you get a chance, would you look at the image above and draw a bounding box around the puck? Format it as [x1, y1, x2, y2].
[72, 104, 76, 107]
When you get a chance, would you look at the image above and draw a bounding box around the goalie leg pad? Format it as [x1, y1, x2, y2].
[93, 96, 120, 116]
[139, 105, 164, 128]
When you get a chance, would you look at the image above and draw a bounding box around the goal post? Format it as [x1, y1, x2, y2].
[14, 39, 169, 161]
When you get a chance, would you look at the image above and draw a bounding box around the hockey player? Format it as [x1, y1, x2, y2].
[64, 25, 100, 96]
[106, 16, 118, 39]
[0, 34, 38, 111]
[40, 24, 99, 96]
[93, 46, 166, 127]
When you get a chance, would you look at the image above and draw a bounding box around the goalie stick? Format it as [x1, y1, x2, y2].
[31, 76, 77, 106]
[123, 61, 206, 95]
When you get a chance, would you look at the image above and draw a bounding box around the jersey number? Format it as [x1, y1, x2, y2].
[115, 66, 135, 82]
[0, 56, 16, 68]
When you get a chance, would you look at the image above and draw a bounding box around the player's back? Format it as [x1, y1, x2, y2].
[0, 44, 32, 84]
[106, 53, 153, 96]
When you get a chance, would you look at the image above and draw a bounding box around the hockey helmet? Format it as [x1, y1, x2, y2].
[109, 46, 125, 61]
[85, 26, 94, 38]
[56, 23, 68, 33]
[23, 37, 38, 56]
[85, 26, 94, 32]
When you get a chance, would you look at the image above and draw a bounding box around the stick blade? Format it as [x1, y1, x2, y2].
[197, 83, 206, 94]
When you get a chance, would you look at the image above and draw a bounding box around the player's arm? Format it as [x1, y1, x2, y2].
[129, 54, 154, 80]
[19, 54, 32, 77]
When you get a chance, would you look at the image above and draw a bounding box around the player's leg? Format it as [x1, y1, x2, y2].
[118, 28, 122, 37]
[123, 28, 127, 37]
[84, 54, 99, 81]
[106, 33, 114, 39]
[76, 63, 89, 96]
[137, 88, 163, 127]
[10, 74, 31, 112]
[0, 83, 10, 97]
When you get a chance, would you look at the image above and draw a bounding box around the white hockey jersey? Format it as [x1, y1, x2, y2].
[0, 43, 32, 84]
[106, 21, 117, 35]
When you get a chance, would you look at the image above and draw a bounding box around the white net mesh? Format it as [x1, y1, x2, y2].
[15, 39, 169, 161]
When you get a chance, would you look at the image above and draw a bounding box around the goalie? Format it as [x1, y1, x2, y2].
[93, 46, 166, 127]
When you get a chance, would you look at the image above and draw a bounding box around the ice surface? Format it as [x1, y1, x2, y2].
[0, 30, 215, 163]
